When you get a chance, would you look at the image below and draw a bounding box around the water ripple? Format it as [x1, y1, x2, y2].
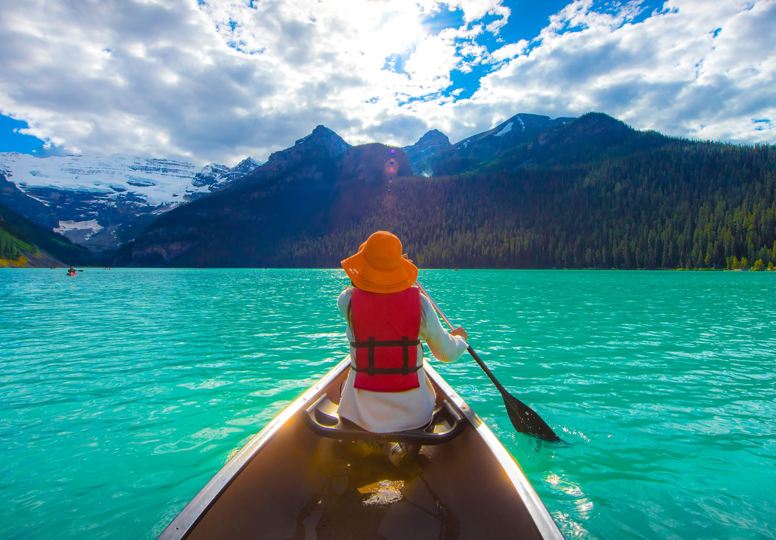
[1, 269, 775, 539]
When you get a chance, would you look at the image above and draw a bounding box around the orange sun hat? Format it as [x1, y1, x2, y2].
[341, 231, 418, 293]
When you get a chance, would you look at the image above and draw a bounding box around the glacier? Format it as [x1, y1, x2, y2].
[0, 153, 260, 206]
[0, 153, 261, 250]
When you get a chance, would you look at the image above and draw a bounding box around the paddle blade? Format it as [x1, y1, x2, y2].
[502, 391, 560, 442]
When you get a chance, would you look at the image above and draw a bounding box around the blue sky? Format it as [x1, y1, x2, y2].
[0, 0, 773, 164]
[0, 115, 69, 156]
[0, 115, 44, 154]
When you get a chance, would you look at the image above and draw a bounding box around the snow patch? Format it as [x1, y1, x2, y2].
[23, 192, 51, 207]
[55, 219, 103, 239]
[0, 153, 260, 207]
[516, 116, 526, 132]
[494, 122, 513, 137]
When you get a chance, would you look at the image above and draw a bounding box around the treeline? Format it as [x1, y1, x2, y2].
[0, 226, 32, 260]
[274, 142, 776, 269]
[0, 203, 91, 265]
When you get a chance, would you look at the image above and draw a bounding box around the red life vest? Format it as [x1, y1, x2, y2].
[349, 287, 422, 392]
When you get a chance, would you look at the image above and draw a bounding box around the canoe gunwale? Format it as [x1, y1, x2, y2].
[423, 362, 563, 539]
[159, 357, 563, 539]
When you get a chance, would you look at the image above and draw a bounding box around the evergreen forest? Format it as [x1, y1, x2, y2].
[270, 142, 776, 270]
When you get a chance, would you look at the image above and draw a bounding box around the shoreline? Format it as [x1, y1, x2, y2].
[3, 266, 775, 272]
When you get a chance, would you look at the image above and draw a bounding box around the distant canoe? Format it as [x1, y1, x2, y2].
[160, 358, 562, 539]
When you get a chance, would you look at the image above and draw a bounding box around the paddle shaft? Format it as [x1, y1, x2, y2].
[416, 284, 510, 395]
[417, 282, 560, 442]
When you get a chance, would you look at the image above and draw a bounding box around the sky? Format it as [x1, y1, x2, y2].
[0, 0, 774, 165]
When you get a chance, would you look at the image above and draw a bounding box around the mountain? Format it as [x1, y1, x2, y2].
[114, 125, 360, 266]
[0, 174, 58, 229]
[0, 153, 261, 251]
[432, 113, 575, 175]
[402, 129, 451, 176]
[426, 112, 673, 175]
[114, 115, 776, 270]
[0, 202, 91, 267]
[239, 125, 350, 185]
[481, 112, 671, 170]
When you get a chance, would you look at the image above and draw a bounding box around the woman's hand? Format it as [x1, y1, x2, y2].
[450, 327, 469, 341]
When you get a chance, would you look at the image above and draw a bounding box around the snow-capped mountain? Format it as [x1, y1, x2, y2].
[432, 113, 575, 175]
[0, 153, 261, 250]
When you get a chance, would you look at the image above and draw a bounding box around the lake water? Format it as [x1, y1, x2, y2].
[1, 269, 774, 539]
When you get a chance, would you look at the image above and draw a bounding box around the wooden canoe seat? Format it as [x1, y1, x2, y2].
[303, 394, 465, 445]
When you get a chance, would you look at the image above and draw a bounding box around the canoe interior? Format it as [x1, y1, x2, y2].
[176, 365, 548, 539]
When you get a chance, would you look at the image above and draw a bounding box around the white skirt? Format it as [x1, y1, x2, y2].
[337, 362, 437, 433]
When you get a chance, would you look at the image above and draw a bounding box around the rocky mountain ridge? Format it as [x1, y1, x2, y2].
[113, 112, 776, 270]
[5, 111, 774, 270]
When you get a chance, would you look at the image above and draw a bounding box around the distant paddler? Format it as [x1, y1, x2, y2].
[67, 265, 77, 276]
[338, 230, 469, 463]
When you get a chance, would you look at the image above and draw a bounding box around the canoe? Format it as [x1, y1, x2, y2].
[160, 357, 563, 539]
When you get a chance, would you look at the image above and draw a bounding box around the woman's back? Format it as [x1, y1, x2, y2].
[337, 231, 468, 433]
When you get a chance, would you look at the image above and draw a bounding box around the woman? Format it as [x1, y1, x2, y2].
[337, 230, 469, 435]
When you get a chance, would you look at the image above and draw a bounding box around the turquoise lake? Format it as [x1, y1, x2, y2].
[1, 269, 774, 539]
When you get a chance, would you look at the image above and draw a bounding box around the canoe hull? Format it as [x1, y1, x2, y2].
[161, 358, 562, 539]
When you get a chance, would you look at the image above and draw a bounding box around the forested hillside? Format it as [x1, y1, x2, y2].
[115, 115, 776, 270]
[280, 143, 776, 269]
[0, 203, 91, 267]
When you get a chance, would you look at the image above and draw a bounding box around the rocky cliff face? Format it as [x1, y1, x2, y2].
[259, 125, 350, 177]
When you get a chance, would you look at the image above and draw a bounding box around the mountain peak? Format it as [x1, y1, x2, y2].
[403, 129, 452, 176]
[260, 125, 351, 176]
[233, 156, 262, 173]
[562, 112, 631, 139]
[415, 129, 450, 147]
[297, 124, 345, 144]
[289, 125, 351, 159]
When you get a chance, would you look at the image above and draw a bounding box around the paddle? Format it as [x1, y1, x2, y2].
[417, 282, 560, 442]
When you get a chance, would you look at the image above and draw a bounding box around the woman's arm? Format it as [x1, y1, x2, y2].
[337, 287, 354, 320]
[419, 294, 468, 362]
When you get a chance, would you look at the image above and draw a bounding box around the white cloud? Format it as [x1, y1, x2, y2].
[0, 0, 773, 166]
[0, 0, 467, 163]
[490, 40, 529, 62]
[404, 34, 459, 94]
[448, 0, 510, 25]
[467, 0, 776, 144]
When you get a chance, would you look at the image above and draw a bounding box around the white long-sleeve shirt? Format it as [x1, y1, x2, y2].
[336, 286, 469, 433]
